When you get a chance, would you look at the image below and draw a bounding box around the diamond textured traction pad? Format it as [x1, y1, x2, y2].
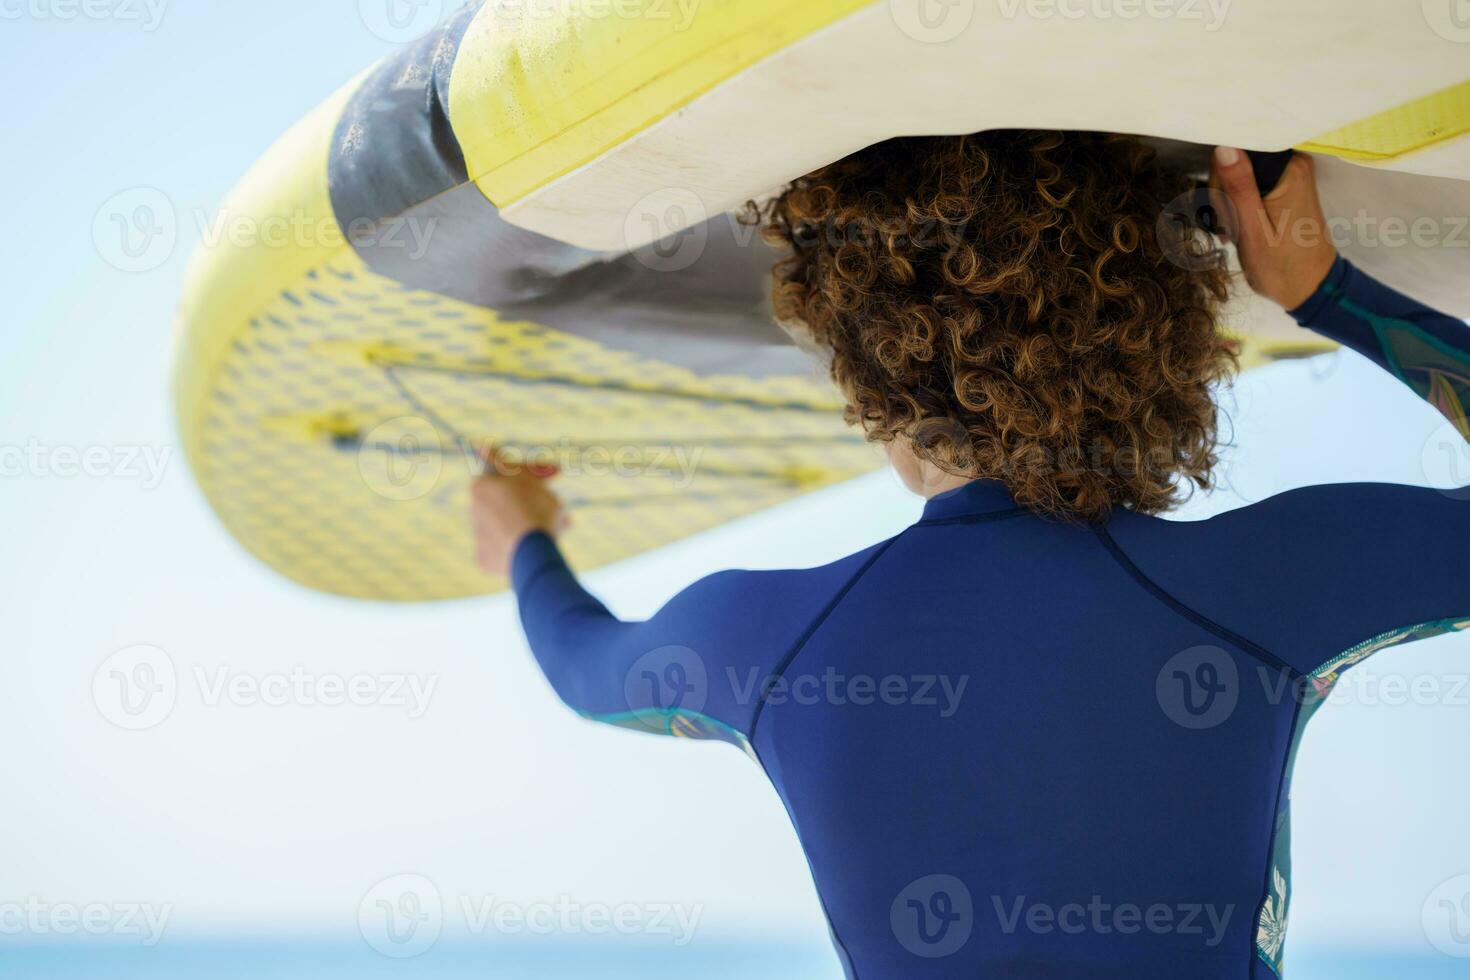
[198, 255, 874, 601]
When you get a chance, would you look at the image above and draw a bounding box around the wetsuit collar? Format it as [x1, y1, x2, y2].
[919, 479, 1024, 523]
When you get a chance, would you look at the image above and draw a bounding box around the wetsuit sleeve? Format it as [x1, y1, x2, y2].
[1291, 255, 1470, 437]
[511, 530, 886, 749]
[1107, 483, 1470, 680]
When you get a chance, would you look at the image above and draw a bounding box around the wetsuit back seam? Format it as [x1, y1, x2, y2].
[1251, 696, 1303, 976]
[748, 533, 905, 746]
[1092, 526, 1301, 680]
[1095, 525, 1305, 974]
[914, 508, 1030, 528]
[745, 534, 904, 980]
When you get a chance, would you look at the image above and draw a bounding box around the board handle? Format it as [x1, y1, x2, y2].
[1246, 149, 1296, 197]
[1191, 149, 1297, 238]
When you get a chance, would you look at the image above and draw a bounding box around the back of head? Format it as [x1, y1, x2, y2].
[755, 131, 1236, 521]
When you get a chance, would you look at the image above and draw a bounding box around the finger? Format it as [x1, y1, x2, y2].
[1266, 155, 1334, 256]
[1211, 146, 1270, 256]
[1204, 168, 1231, 243]
[476, 443, 502, 477]
[1266, 153, 1313, 202]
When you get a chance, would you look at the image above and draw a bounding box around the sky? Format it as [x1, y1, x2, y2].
[1, 0, 1470, 974]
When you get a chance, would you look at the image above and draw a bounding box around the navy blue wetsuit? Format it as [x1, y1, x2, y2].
[512, 258, 1470, 979]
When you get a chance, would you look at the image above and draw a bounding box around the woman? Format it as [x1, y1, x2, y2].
[469, 133, 1470, 978]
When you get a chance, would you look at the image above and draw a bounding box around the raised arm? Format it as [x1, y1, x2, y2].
[511, 531, 887, 750]
[1212, 146, 1470, 437]
[1107, 480, 1470, 682]
[470, 456, 888, 751]
[1121, 150, 1470, 680]
[1289, 255, 1470, 439]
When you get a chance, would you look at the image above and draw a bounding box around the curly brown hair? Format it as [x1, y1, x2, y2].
[753, 130, 1236, 521]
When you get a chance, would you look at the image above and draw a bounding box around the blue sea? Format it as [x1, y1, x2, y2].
[0, 942, 1461, 978]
